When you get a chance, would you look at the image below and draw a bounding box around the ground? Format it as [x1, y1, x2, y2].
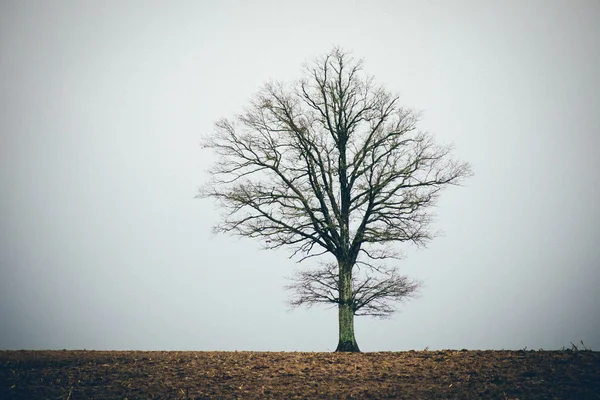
[1, 349, 599, 399]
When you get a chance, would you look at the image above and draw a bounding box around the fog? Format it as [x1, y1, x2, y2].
[1, 0, 599, 352]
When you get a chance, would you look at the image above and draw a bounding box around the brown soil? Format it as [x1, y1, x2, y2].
[1, 350, 599, 399]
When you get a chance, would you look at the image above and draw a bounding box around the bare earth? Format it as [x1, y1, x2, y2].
[1, 350, 599, 399]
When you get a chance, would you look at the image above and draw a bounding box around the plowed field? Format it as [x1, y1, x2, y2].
[1, 349, 599, 399]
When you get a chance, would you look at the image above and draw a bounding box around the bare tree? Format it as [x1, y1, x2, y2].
[198, 48, 472, 352]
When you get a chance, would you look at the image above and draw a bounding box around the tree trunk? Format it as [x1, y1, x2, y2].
[335, 261, 360, 352]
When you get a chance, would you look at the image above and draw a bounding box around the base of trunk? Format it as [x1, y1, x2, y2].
[335, 340, 361, 352]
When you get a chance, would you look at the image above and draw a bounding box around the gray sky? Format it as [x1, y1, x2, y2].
[1, 0, 599, 352]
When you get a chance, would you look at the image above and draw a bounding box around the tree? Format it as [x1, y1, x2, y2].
[198, 48, 472, 352]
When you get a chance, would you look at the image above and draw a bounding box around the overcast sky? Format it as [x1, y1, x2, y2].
[1, 0, 599, 352]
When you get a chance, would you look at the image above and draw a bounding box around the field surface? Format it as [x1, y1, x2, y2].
[1, 350, 599, 399]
